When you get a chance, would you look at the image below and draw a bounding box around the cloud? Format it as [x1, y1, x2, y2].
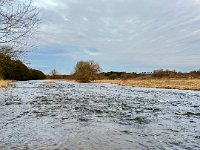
[33, 0, 59, 9]
[28, 0, 200, 73]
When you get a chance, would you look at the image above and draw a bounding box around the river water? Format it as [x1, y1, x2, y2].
[0, 81, 199, 150]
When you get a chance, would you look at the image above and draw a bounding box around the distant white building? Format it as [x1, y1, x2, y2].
[141, 72, 153, 75]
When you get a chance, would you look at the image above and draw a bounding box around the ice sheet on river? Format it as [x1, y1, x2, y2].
[0, 81, 200, 150]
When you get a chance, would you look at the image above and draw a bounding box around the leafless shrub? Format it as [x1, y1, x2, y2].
[73, 60, 101, 83]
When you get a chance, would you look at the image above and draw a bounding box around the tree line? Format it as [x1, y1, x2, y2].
[0, 53, 46, 80]
[101, 70, 200, 79]
[48, 61, 200, 83]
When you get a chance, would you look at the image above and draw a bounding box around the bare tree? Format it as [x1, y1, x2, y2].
[0, 0, 39, 57]
[73, 60, 101, 83]
[49, 69, 59, 79]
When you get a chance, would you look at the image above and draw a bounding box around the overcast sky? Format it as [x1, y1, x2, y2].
[27, 0, 200, 74]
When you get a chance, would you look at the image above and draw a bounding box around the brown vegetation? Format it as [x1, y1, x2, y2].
[43, 61, 200, 90]
[73, 60, 101, 83]
[94, 79, 200, 90]
[0, 80, 11, 88]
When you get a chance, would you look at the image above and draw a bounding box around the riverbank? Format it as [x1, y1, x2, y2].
[46, 78, 200, 91]
[0, 80, 11, 88]
[93, 79, 200, 91]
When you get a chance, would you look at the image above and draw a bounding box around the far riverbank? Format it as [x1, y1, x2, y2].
[93, 79, 200, 91]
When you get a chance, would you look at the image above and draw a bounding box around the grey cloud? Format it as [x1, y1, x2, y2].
[33, 0, 200, 71]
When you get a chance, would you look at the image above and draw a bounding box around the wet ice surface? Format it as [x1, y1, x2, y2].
[0, 81, 200, 150]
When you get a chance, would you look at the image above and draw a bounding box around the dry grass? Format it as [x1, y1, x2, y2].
[93, 79, 200, 91]
[0, 80, 11, 88]
[44, 78, 200, 91]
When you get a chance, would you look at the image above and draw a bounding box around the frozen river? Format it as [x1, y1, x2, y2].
[0, 80, 200, 150]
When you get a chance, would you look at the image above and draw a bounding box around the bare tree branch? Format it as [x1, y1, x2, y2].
[0, 0, 39, 57]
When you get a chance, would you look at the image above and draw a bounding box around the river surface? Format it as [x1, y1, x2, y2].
[0, 80, 200, 150]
